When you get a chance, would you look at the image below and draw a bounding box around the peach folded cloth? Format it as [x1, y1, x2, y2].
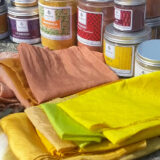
[18, 43, 118, 104]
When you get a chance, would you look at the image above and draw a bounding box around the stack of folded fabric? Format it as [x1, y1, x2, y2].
[1, 71, 160, 159]
[0, 53, 24, 119]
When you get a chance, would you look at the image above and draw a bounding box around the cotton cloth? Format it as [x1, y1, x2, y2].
[62, 141, 146, 160]
[120, 137, 160, 160]
[18, 43, 118, 104]
[0, 113, 50, 160]
[58, 71, 160, 144]
[25, 106, 77, 152]
[41, 103, 103, 142]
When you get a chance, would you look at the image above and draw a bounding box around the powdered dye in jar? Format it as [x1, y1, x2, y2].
[77, 0, 114, 52]
[114, 0, 146, 32]
[0, 5, 8, 40]
[8, 5, 41, 44]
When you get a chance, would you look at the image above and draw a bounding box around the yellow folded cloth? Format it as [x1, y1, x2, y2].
[58, 72, 160, 144]
[25, 106, 77, 153]
[0, 127, 17, 160]
[0, 113, 51, 160]
[62, 140, 146, 160]
[120, 137, 160, 160]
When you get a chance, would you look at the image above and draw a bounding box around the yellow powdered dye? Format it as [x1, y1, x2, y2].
[39, 0, 77, 50]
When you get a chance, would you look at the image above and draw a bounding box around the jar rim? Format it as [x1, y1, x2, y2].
[136, 40, 160, 67]
[0, 4, 7, 13]
[8, 4, 39, 16]
[114, 0, 146, 6]
[104, 24, 151, 45]
[145, 17, 160, 27]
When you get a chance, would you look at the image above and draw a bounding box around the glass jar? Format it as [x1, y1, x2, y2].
[146, 0, 160, 19]
[114, 0, 146, 32]
[0, 0, 5, 6]
[103, 24, 151, 77]
[8, 5, 41, 44]
[39, 0, 77, 50]
[146, 17, 160, 39]
[11, 0, 38, 7]
[77, 0, 114, 52]
[0, 4, 8, 40]
[135, 40, 160, 76]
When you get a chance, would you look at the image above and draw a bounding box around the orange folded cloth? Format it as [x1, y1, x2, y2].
[0, 82, 14, 99]
[17, 43, 118, 104]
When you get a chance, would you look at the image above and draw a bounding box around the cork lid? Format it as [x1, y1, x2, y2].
[114, 0, 146, 6]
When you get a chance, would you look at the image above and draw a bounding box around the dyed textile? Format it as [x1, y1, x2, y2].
[25, 106, 77, 152]
[18, 43, 118, 104]
[0, 82, 14, 98]
[41, 103, 103, 142]
[0, 127, 17, 160]
[0, 113, 50, 160]
[62, 141, 146, 160]
[120, 137, 160, 160]
[58, 72, 160, 144]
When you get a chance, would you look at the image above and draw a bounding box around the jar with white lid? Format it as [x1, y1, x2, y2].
[135, 40, 160, 76]
[77, 0, 114, 52]
[103, 24, 151, 77]
[0, 4, 8, 40]
[146, 17, 160, 39]
[8, 5, 41, 44]
[114, 0, 146, 32]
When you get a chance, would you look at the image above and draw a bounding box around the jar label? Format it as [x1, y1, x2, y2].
[104, 40, 134, 77]
[114, 7, 133, 31]
[8, 17, 40, 41]
[12, 0, 36, 3]
[39, 3, 72, 40]
[134, 61, 154, 76]
[77, 7, 103, 46]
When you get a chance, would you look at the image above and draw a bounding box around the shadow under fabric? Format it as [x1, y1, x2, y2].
[57, 71, 160, 144]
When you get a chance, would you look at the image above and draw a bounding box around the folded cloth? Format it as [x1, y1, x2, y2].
[62, 141, 146, 160]
[18, 43, 118, 104]
[0, 57, 37, 107]
[25, 106, 77, 153]
[58, 71, 160, 144]
[120, 137, 160, 160]
[0, 113, 51, 160]
[41, 103, 103, 142]
[0, 127, 17, 160]
[0, 82, 14, 98]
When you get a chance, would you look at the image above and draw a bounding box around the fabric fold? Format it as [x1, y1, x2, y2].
[57, 71, 160, 144]
[41, 103, 103, 142]
[0, 113, 50, 160]
[18, 43, 118, 104]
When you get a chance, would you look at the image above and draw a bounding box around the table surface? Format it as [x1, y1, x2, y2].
[0, 38, 160, 160]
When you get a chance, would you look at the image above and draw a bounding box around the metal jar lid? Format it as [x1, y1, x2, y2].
[104, 24, 151, 45]
[136, 40, 160, 68]
[8, 4, 39, 16]
[0, 4, 7, 13]
[86, 0, 113, 2]
[114, 0, 146, 6]
[146, 17, 160, 28]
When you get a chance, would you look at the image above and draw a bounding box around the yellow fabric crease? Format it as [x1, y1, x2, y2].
[58, 72, 160, 144]
[0, 113, 50, 160]
[120, 137, 160, 160]
[62, 140, 146, 160]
